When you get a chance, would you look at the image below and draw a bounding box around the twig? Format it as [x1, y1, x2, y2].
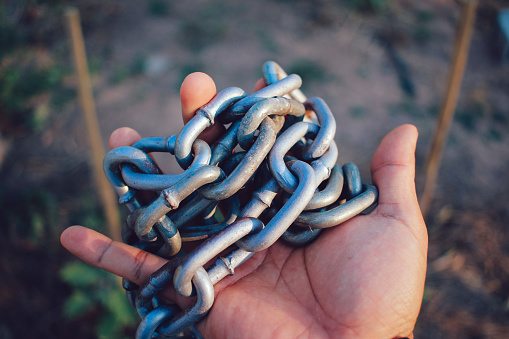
[420, 0, 478, 218]
[66, 7, 121, 241]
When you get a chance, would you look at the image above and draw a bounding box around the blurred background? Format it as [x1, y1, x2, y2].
[0, 0, 508, 338]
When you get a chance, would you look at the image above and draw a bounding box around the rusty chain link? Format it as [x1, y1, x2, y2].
[103, 60, 378, 338]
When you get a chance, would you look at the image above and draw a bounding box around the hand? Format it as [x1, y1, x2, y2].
[61, 72, 428, 339]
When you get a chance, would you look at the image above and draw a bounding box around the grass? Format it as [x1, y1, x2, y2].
[175, 61, 204, 90]
[455, 99, 486, 133]
[110, 54, 148, 84]
[256, 26, 279, 53]
[147, 0, 171, 17]
[347, 0, 388, 14]
[348, 106, 369, 119]
[176, 1, 230, 53]
[287, 59, 332, 92]
[356, 66, 371, 79]
[412, 9, 435, 43]
[484, 128, 503, 143]
[388, 100, 431, 120]
[0, 2, 77, 134]
[60, 261, 138, 339]
[0, 59, 68, 133]
[0, 187, 59, 246]
[177, 20, 228, 52]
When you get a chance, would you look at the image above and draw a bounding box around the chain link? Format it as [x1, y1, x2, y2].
[103, 61, 379, 338]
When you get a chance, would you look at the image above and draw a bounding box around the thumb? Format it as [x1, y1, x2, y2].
[370, 124, 421, 217]
[180, 72, 224, 144]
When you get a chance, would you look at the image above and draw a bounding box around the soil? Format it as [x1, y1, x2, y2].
[1, 0, 509, 338]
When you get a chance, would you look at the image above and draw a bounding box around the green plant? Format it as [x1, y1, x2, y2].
[455, 101, 485, 132]
[256, 27, 279, 53]
[484, 128, 502, 143]
[0, 59, 66, 132]
[130, 54, 146, 76]
[66, 190, 111, 234]
[110, 55, 148, 85]
[176, 2, 229, 52]
[491, 110, 508, 127]
[347, 0, 388, 13]
[0, 187, 59, 246]
[412, 9, 435, 43]
[356, 66, 371, 79]
[60, 261, 138, 339]
[388, 100, 429, 120]
[287, 59, 331, 91]
[348, 106, 368, 119]
[148, 0, 171, 17]
[111, 65, 130, 84]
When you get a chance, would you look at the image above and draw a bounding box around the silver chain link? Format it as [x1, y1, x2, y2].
[103, 60, 378, 338]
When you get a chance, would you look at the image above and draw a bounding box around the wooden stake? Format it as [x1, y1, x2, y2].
[419, 0, 478, 218]
[66, 7, 121, 241]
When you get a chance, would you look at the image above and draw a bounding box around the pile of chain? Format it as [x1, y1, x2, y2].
[103, 61, 378, 338]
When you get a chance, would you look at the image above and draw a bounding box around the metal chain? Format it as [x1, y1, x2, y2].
[103, 60, 378, 338]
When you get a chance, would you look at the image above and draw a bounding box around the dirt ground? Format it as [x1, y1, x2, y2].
[1, 0, 509, 338]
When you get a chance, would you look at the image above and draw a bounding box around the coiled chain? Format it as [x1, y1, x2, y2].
[103, 61, 378, 338]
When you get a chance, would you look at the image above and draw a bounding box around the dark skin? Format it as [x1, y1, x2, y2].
[61, 72, 428, 338]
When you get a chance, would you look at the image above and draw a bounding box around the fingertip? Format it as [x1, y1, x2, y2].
[371, 124, 418, 176]
[396, 124, 418, 142]
[109, 127, 142, 149]
[254, 78, 266, 92]
[370, 124, 419, 207]
[180, 72, 217, 124]
[60, 225, 92, 258]
[61, 225, 82, 246]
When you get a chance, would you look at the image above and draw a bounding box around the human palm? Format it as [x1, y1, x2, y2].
[61, 73, 428, 338]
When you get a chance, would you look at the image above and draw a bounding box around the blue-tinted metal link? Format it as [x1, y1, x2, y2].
[237, 97, 305, 150]
[136, 257, 184, 319]
[268, 122, 337, 193]
[174, 218, 264, 297]
[102, 61, 380, 338]
[136, 267, 214, 339]
[305, 164, 344, 211]
[281, 226, 323, 247]
[342, 162, 363, 199]
[301, 97, 336, 160]
[169, 195, 216, 229]
[121, 138, 211, 191]
[293, 184, 379, 229]
[103, 146, 161, 210]
[198, 117, 278, 201]
[180, 196, 241, 241]
[135, 166, 225, 240]
[209, 120, 241, 166]
[219, 74, 303, 123]
[175, 87, 246, 169]
[131, 135, 176, 153]
[104, 146, 181, 252]
[262, 60, 307, 103]
[236, 161, 316, 252]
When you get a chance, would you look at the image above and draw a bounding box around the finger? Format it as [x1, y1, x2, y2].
[370, 124, 422, 218]
[61, 226, 167, 286]
[109, 127, 142, 149]
[254, 78, 265, 92]
[181, 72, 216, 123]
[180, 72, 224, 143]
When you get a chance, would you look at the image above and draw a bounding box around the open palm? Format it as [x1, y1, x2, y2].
[61, 73, 428, 338]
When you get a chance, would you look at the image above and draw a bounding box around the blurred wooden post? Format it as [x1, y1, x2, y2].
[66, 7, 121, 241]
[420, 0, 477, 218]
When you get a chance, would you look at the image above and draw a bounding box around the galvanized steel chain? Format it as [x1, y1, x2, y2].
[103, 60, 378, 338]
